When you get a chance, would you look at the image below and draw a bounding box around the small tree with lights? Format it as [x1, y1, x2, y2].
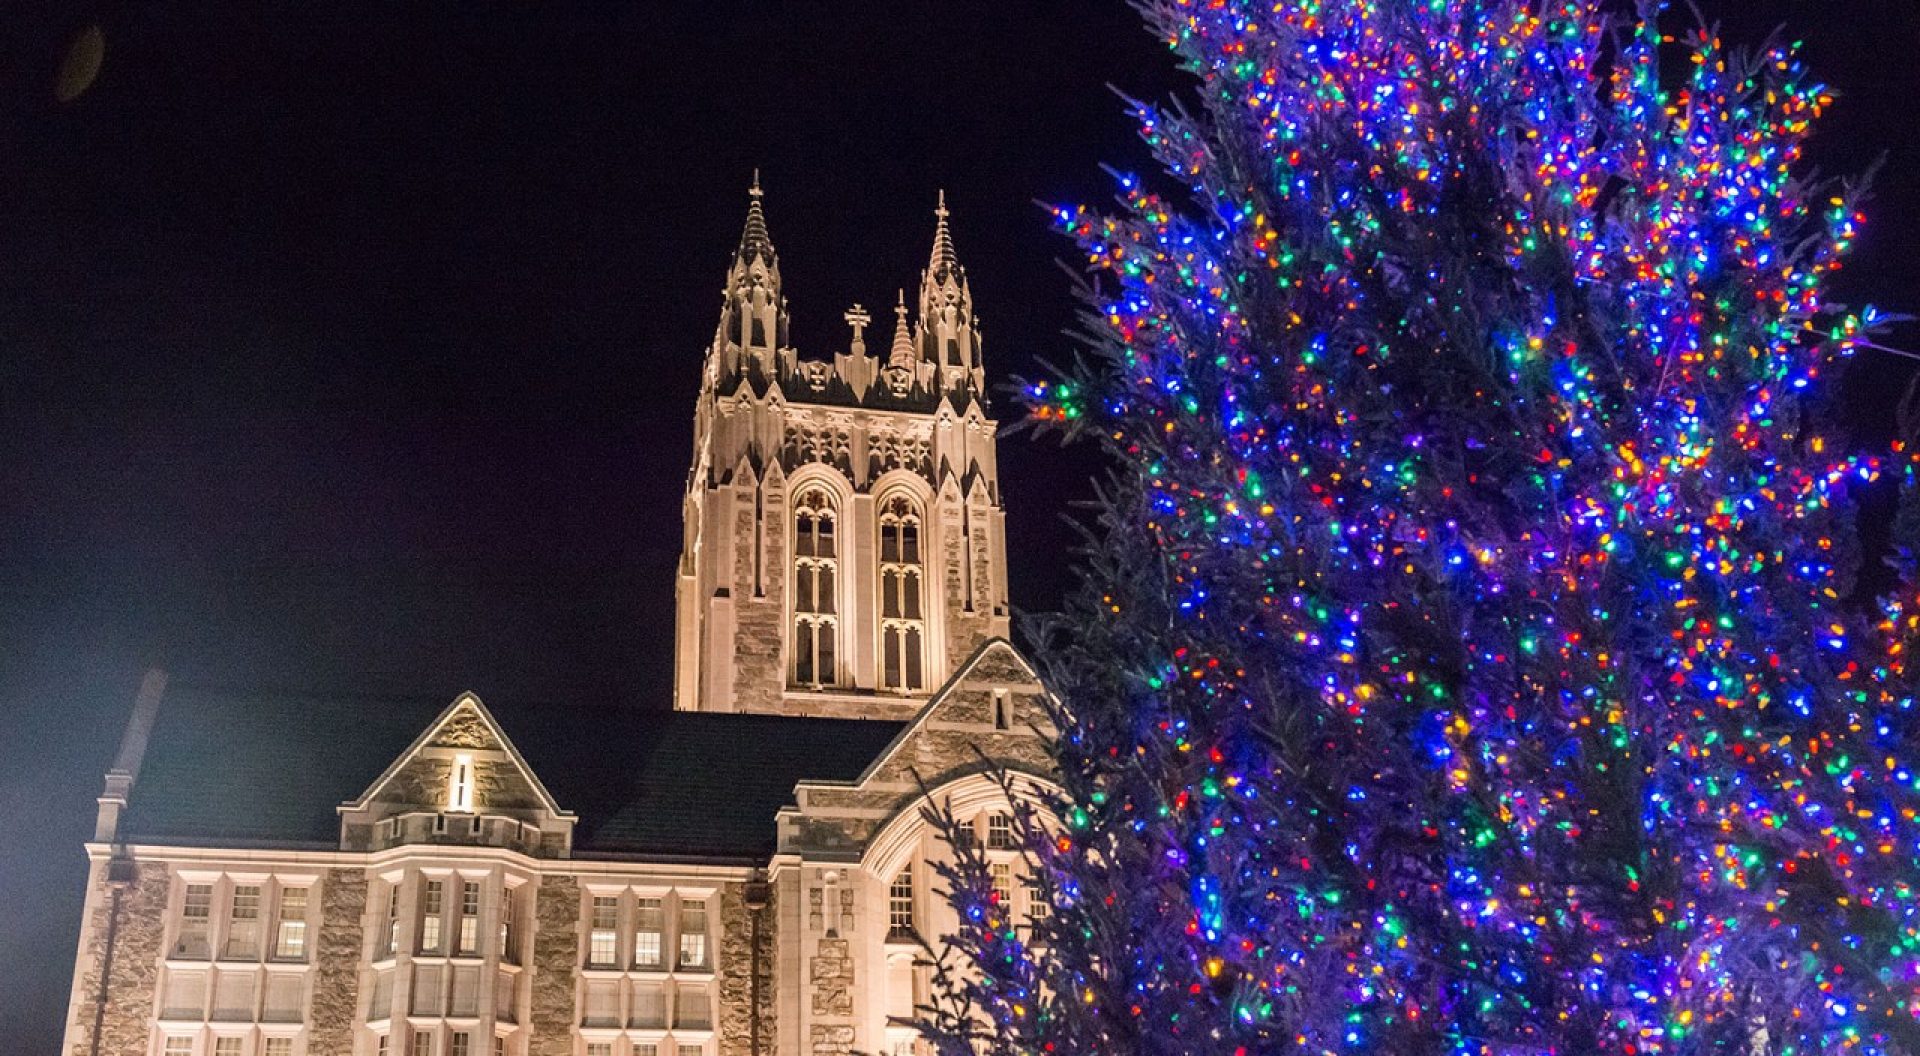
[917, 1, 1920, 1054]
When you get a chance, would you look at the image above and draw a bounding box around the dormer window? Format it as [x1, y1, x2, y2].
[448, 753, 475, 813]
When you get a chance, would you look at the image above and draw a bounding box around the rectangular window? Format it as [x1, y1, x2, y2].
[161, 968, 207, 1019]
[987, 812, 1015, 850]
[678, 899, 708, 969]
[448, 753, 475, 813]
[176, 883, 213, 959]
[274, 887, 308, 960]
[385, 884, 402, 957]
[586, 1046, 613, 1056]
[634, 1046, 659, 1056]
[213, 1040, 242, 1056]
[264, 1039, 292, 1056]
[421, 880, 445, 953]
[495, 968, 518, 1022]
[225, 884, 262, 959]
[412, 964, 445, 1016]
[493, 1038, 505, 1056]
[450, 966, 480, 1017]
[675, 984, 711, 1030]
[887, 871, 915, 938]
[368, 970, 393, 1021]
[450, 1033, 470, 1056]
[991, 863, 1015, 909]
[679, 1046, 704, 1056]
[164, 1038, 194, 1056]
[581, 979, 618, 1028]
[457, 882, 480, 955]
[588, 896, 618, 967]
[376, 1035, 389, 1056]
[1027, 879, 1052, 924]
[498, 888, 517, 963]
[212, 969, 255, 1020]
[413, 1031, 434, 1056]
[263, 972, 304, 1021]
[630, 981, 666, 1028]
[632, 898, 663, 968]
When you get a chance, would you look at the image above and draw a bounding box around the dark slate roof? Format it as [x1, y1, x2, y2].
[118, 683, 905, 862]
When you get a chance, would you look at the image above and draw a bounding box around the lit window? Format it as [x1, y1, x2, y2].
[987, 812, 1015, 850]
[991, 863, 1014, 909]
[498, 888, 517, 964]
[213, 1039, 242, 1056]
[421, 881, 445, 954]
[225, 885, 262, 959]
[384, 885, 402, 957]
[1028, 881, 1053, 926]
[274, 887, 308, 960]
[164, 1037, 194, 1056]
[448, 753, 475, 813]
[450, 1033, 470, 1056]
[176, 883, 213, 959]
[633, 898, 664, 968]
[588, 897, 618, 967]
[264, 1040, 292, 1056]
[457, 882, 480, 955]
[887, 871, 915, 938]
[791, 488, 838, 687]
[877, 495, 926, 691]
[678, 899, 709, 969]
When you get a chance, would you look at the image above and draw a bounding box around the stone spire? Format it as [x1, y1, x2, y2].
[714, 172, 788, 374]
[926, 189, 960, 287]
[889, 289, 917, 370]
[735, 169, 776, 269]
[917, 192, 982, 394]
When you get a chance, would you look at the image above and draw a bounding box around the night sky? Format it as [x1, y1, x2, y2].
[1, 3, 1914, 1049]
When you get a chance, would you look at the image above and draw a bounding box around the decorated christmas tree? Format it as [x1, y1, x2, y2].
[919, 1, 1919, 1053]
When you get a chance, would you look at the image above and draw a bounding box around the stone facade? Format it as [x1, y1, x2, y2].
[309, 868, 367, 1055]
[529, 876, 580, 1056]
[674, 183, 1012, 720]
[66, 861, 168, 1056]
[59, 184, 1054, 1056]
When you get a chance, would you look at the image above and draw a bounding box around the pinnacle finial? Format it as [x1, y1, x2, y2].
[890, 288, 916, 370]
[736, 171, 774, 266]
[927, 190, 959, 283]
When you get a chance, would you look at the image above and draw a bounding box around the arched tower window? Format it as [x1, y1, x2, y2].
[792, 487, 838, 687]
[877, 495, 925, 692]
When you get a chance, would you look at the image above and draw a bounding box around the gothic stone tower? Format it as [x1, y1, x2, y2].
[673, 180, 1010, 718]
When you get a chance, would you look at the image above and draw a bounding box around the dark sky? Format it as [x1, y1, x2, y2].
[1, 2, 1914, 1050]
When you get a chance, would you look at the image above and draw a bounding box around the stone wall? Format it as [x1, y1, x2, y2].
[716, 881, 776, 1056]
[67, 860, 168, 1056]
[309, 868, 368, 1054]
[731, 477, 789, 714]
[528, 876, 580, 1056]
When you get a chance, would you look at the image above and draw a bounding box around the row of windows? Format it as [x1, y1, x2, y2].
[378, 876, 522, 964]
[160, 1035, 296, 1056]
[886, 813, 1044, 942]
[791, 489, 928, 693]
[366, 964, 515, 1022]
[159, 967, 305, 1023]
[372, 1029, 508, 1056]
[580, 978, 710, 1030]
[584, 1043, 705, 1056]
[173, 878, 311, 962]
[584, 892, 708, 971]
